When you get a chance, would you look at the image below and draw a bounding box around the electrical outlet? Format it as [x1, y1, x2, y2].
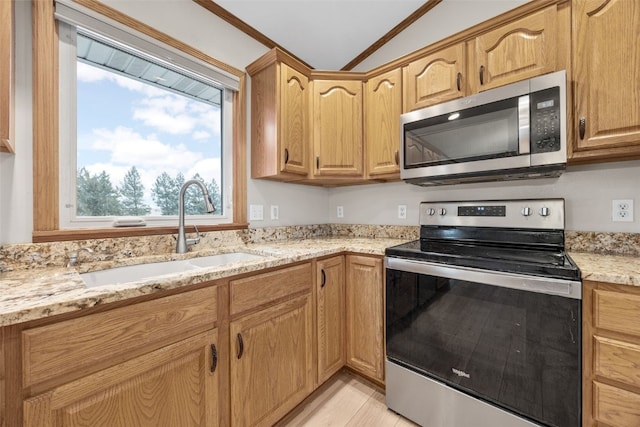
[337, 206, 344, 218]
[612, 199, 634, 222]
[270, 205, 279, 220]
[249, 204, 263, 221]
[398, 205, 407, 219]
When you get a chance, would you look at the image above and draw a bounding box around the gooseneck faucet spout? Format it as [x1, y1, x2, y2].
[176, 179, 216, 254]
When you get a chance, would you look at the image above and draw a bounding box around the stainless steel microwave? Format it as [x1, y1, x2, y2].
[400, 70, 567, 186]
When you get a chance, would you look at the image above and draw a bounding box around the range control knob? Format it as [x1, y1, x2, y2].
[539, 207, 550, 217]
[521, 207, 532, 217]
[427, 208, 436, 216]
[439, 208, 447, 216]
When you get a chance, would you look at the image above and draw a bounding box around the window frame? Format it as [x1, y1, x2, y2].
[32, 0, 247, 242]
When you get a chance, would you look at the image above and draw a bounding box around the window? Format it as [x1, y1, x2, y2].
[55, 3, 238, 229]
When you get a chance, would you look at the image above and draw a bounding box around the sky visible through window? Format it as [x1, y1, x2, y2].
[76, 62, 222, 216]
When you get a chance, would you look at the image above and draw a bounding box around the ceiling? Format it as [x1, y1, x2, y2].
[213, 0, 431, 70]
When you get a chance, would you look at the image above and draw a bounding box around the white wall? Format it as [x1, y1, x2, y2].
[329, 161, 640, 233]
[0, 0, 33, 244]
[0, 0, 330, 244]
[333, 0, 640, 233]
[353, 0, 530, 72]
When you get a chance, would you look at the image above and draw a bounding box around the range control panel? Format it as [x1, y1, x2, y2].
[419, 199, 565, 230]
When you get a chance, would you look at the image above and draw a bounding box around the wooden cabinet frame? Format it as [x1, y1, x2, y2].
[31, 0, 247, 242]
[0, 0, 14, 153]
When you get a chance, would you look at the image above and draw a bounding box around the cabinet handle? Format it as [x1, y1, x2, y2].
[321, 269, 326, 288]
[210, 344, 218, 373]
[394, 150, 399, 166]
[456, 72, 462, 92]
[236, 333, 244, 359]
[579, 117, 586, 140]
[479, 65, 485, 86]
[284, 148, 289, 164]
[316, 156, 320, 169]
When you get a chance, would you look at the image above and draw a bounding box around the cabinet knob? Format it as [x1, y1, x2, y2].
[479, 65, 485, 86]
[394, 150, 400, 166]
[316, 156, 320, 169]
[284, 148, 289, 164]
[456, 72, 462, 92]
[579, 117, 586, 140]
[320, 269, 326, 288]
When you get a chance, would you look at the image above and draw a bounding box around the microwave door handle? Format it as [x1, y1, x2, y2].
[518, 95, 530, 154]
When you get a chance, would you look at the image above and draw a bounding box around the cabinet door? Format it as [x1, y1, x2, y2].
[317, 256, 345, 384]
[230, 295, 313, 427]
[345, 255, 384, 383]
[571, 0, 640, 161]
[403, 43, 465, 112]
[23, 330, 220, 427]
[472, 6, 557, 92]
[365, 69, 402, 178]
[312, 80, 363, 177]
[279, 63, 309, 175]
[0, 0, 14, 153]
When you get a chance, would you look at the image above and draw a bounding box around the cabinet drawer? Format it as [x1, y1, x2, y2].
[23, 286, 217, 388]
[595, 336, 640, 389]
[230, 263, 311, 316]
[594, 382, 640, 427]
[594, 289, 640, 337]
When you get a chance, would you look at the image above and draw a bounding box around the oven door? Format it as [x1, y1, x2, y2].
[385, 257, 581, 427]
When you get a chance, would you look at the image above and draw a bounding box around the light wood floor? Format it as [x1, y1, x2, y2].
[277, 370, 419, 427]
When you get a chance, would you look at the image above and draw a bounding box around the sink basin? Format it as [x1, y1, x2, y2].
[80, 252, 266, 287]
[186, 252, 265, 268]
[80, 259, 199, 288]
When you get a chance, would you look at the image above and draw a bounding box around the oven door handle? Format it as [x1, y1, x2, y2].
[386, 257, 582, 300]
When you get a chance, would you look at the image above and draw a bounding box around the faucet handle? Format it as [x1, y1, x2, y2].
[185, 225, 202, 247]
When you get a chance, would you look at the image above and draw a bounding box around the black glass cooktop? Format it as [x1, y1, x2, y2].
[386, 239, 581, 281]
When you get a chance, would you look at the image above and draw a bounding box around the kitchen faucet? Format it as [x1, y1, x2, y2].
[176, 179, 216, 253]
[67, 247, 94, 267]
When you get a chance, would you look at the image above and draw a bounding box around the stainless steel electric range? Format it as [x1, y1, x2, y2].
[385, 199, 581, 427]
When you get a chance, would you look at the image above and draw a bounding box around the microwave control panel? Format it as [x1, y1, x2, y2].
[530, 87, 561, 154]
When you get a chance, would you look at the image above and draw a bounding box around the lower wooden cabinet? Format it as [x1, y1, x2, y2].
[345, 255, 385, 383]
[24, 330, 220, 427]
[316, 256, 346, 384]
[230, 294, 314, 427]
[583, 280, 640, 427]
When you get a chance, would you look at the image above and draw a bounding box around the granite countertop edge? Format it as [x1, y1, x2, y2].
[0, 238, 406, 327]
[2, 238, 640, 328]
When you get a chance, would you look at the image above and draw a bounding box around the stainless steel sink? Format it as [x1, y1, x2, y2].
[80, 252, 265, 288]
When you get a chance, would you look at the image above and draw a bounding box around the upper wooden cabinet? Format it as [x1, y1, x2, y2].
[247, 50, 311, 181]
[570, 0, 640, 164]
[403, 43, 466, 112]
[1, 0, 15, 153]
[469, 6, 557, 92]
[311, 77, 364, 177]
[365, 68, 402, 179]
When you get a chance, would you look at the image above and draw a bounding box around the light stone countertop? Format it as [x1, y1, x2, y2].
[0, 238, 406, 327]
[569, 251, 640, 287]
[2, 236, 639, 328]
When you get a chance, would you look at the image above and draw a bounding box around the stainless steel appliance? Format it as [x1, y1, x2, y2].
[400, 71, 566, 186]
[385, 199, 581, 427]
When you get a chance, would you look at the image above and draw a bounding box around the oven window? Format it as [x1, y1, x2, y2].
[404, 98, 520, 168]
[386, 268, 581, 427]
